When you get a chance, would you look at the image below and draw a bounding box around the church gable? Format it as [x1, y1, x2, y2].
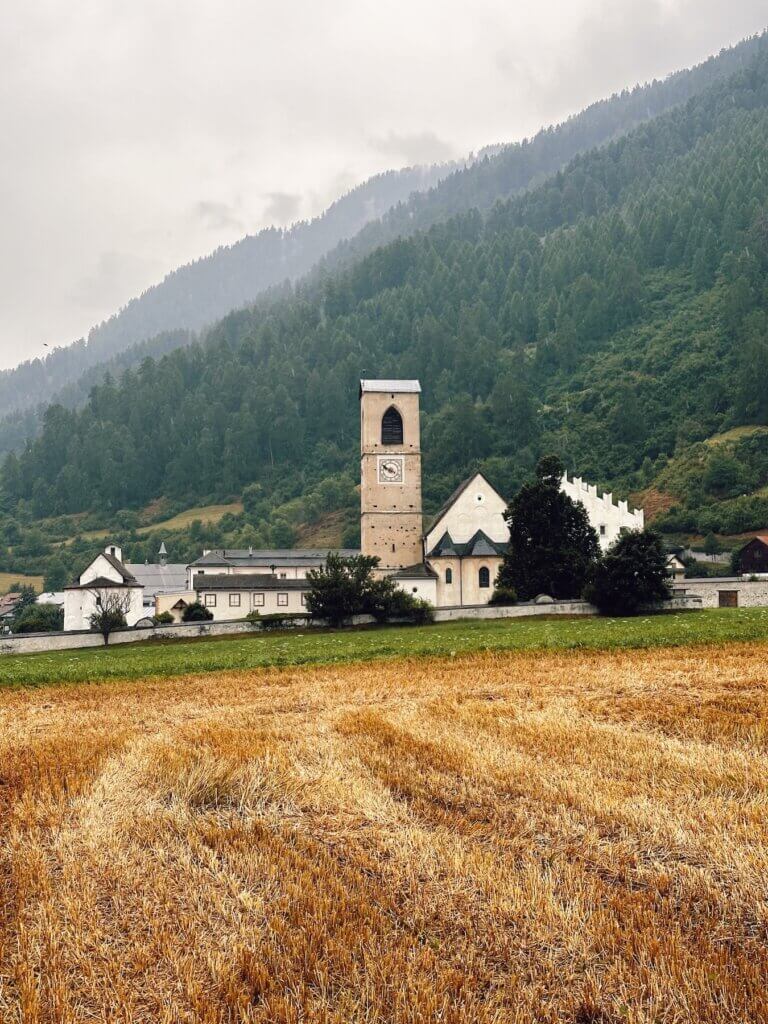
[424, 472, 509, 554]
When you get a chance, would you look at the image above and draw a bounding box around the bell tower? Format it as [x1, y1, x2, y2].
[360, 379, 423, 570]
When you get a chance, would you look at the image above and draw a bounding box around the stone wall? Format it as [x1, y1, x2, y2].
[0, 597, 701, 658]
[674, 578, 768, 609]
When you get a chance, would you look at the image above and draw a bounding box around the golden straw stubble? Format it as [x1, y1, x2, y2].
[1, 644, 767, 1023]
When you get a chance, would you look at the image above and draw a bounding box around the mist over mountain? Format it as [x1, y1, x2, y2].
[0, 30, 764, 463]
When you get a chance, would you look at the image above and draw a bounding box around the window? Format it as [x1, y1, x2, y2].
[599, 524, 606, 537]
[445, 568, 453, 584]
[277, 593, 288, 607]
[204, 593, 216, 607]
[229, 593, 241, 607]
[301, 592, 308, 606]
[381, 406, 403, 445]
[479, 566, 490, 589]
[253, 593, 264, 607]
[279, 573, 287, 579]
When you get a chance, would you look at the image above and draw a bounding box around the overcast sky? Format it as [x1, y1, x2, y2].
[0, 1, 766, 371]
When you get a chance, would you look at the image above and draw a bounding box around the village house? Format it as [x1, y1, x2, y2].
[63, 544, 145, 631]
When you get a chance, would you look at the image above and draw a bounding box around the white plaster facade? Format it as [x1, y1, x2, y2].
[673, 578, 768, 608]
[560, 473, 644, 549]
[63, 545, 145, 631]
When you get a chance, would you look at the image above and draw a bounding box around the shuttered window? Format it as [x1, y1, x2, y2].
[381, 407, 403, 445]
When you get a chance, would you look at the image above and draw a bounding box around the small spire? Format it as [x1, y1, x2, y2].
[158, 541, 168, 566]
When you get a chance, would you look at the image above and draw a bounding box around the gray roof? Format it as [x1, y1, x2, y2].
[189, 548, 359, 568]
[101, 551, 138, 584]
[427, 529, 507, 559]
[126, 563, 189, 597]
[64, 576, 143, 591]
[193, 573, 310, 591]
[359, 379, 421, 394]
[391, 563, 438, 580]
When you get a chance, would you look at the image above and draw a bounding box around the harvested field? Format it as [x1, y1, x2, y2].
[1, 644, 767, 1022]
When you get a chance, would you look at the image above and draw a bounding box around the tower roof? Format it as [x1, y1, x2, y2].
[359, 379, 421, 395]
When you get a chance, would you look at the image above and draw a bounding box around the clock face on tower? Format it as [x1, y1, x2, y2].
[378, 456, 404, 484]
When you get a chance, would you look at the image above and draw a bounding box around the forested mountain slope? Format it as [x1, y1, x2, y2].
[0, 163, 458, 419]
[3, 39, 768, 582]
[0, 30, 764, 440]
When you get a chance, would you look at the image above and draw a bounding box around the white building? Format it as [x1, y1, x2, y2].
[63, 544, 145, 631]
[560, 473, 644, 549]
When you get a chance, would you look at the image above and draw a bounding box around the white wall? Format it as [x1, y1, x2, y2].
[197, 587, 309, 620]
[425, 473, 508, 553]
[393, 577, 438, 604]
[675, 579, 768, 608]
[561, 474, 644, 549]
[64, 586, 145, 631]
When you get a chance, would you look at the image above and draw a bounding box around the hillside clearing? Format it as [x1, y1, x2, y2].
[1, 643, 767, 1022]
[3, 608, 768, 688]
[0, 571, 43, 595]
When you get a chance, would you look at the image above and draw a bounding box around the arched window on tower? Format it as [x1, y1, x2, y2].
[479, 566, 490, 589]
[381, 406, 403, 445]
[445, 568, 453, 584]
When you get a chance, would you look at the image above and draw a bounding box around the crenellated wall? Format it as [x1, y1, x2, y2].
[560, 473, 644, 549]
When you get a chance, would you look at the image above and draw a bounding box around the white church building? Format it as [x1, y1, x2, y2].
[189, 379, 644, 615]
[65, 379, 645, 628]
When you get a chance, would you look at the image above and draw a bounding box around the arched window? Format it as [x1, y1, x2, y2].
[479, 566, 490, 589]
[445, 568, 453, 584]
[381, 406, 403, 445]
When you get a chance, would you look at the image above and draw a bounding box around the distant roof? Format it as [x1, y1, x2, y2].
[359, 379, 421, 395]
[64, 576, 143, 591]
[427, 529, 507, 559]
[126, 563, 188, 596]
[391, 563, 438, 580]
[188, 549, 360, 568]
[193, 573, 310, 591]
[101, 551, 138, 584]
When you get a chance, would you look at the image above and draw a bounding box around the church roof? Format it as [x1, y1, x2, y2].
[101, 551, 138, 584]
[390, 563, 438, 580]
[359, 379, 421, 395]
[64, 576, 143, 591]
[426, 529, 507, 559]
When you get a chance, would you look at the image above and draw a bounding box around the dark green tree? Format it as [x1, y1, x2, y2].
[305, 552, 381, 627]
[585, 530, 672, 615]
[182, 601, 214, 622]
[13, 603, 64, 634]
[496, 455, 601, 600]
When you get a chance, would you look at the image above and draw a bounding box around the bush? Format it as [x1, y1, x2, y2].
[154, 611, 174, 625]
[12, 603, 64, 634]
[258, 612, 309, 629]
[407, 597, 435, 625]
[306, 553, 380, 626]
[182, 602, 214, 622]
[585, 530, 672, 616]
[489, 586, 517, 606]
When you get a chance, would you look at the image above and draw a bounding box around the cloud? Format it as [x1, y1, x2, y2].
[368, 131, 457, 167]
[71, 251, 164, 312]
[194, 200, 245, 233]
[262, 192, 303, 225]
